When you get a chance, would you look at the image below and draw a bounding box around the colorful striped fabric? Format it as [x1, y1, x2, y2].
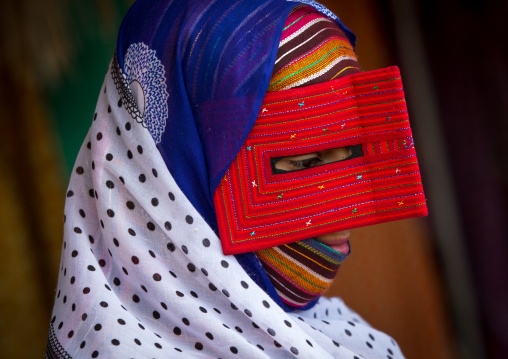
[268, 5, 360, 92]
[256, 239, 349, 307]
[213, 65, 427, 255]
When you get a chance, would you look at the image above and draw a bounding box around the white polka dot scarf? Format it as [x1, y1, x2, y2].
[45, 54, 406, 358]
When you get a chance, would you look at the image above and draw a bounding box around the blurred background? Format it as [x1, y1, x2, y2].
[0, 0, 506, 358]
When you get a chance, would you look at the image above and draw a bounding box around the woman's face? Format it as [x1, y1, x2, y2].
[274, 146, 353, 254]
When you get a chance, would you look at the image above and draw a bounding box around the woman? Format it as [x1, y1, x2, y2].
[46, 1, 426, 357]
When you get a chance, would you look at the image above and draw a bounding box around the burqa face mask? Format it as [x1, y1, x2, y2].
[214, 66, 427, 255]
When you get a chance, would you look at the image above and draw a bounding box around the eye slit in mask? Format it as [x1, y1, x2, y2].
[271, 144, 363, 174]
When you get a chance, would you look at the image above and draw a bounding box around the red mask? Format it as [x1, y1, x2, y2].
[214, 67, 427, 254]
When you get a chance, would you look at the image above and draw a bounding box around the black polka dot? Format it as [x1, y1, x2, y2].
[333, 340, 340, 347]
[151, 198, 159, 206]
[185, 215, 193, 224]
[106, 153, 113, 161]
[87, 265, 95, 272]
[345, 329, 352, 336]
[98, 259, 106, 267]
[74, 227, 82, 234]
[222, 289, 230, 297]
[268, 328, 276, 336]
[83, 287, 90, 294]
[388, 348, 394, 355]
[195, 342, 203, 350]
[274, 340, 281, 348]
[214, 308, 221, 314]
[82, 313, 87, 321]
[58, 322, 63, 329]
[117, 318, 125, 325]
[252, 322, 260, 329]
[167, 243, 176, 252]
[366, 341, 373, 348]
[187, 263, 196, 272]
[141, 285, 147, 292]
[137, 145, 143, 154]
[128, 228, 136, 236]
[263, 300, 270, 308]
[91, 350, 99, 358]
[164, 221, 172, 231]
[241, 281, 249, 289]
[152, 168, 158, 177]
[153, 273, 162, 281]
[244, 309, 252, 317]
[174, 348, 182, 352]
[168, 192, 175, 201]
[118, 98, 122, 107]
[72, 250, 79, 257]
[139, 174, 146, 183]
[111, 339, 120, 346]
[107, 105, 111, 113]
[96, 133, 102, 141]
[70, 276, 75, 284]
[105, 180, 114, 189]
[113, 238, 119, 247]
[190, 291, 198, 298]
[290, 347, 299, 355]
[284, 320, 292, 327]
[87, 141, 91, 149]
[132, 295, 140, 303]
[209, 283, 217, 291]
[181, 245, 188, 254]
[221, 260, 229, 268]
[127, 150, 133, 159]
[119, 176, 124, 184]
[182, 318, 190, 326]
[173, 327, 181, 335]
[230, 347, 238, 354]
[67, 190, 74, 197]
[131, 256, 139, 264]
[199, 307, 207, 313]
[116, 127, 121, 136]
[94, 324, 102, 331]
[369, 333, 375, 341]
[126, 201, 135, 209]
[176, 291, 184, 297]
[89, 189, 94, 197]
[107, 209, 115, 217]
[91, 161, 95, 170]
[80, 341, 86, 349]
[68, 330, 74, 338]
[257, 344, 264, 350]
[122, 267, 128, 275]
[231, 303, 238, 310]
[149, 250, 156, 258]
[348, 321, 356, 326]
[79, 209, 86, 217]
[125, 122, 131, 131]
[76, 167, 85, 176]
[153, 311, 160, 319]
[147, 222, 155, 231]
[134, 338, 141, 346]
[206, 332, 213, 340]
[202, 238, 210, 247]
[161, 302, 167, 310]
[139, 323, 145, 330]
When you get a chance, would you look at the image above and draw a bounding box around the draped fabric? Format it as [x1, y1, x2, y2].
[46, 54, 404, 358]
[46, 0, 408, 357]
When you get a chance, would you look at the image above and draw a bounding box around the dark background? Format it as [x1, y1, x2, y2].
[0, 0, 506, 357]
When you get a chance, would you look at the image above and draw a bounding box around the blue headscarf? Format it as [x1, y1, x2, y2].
[117, 0, 355, 311]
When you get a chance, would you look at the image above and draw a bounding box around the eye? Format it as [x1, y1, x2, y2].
[270, 144, 363, 174]
[286, 157, 322, 170]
